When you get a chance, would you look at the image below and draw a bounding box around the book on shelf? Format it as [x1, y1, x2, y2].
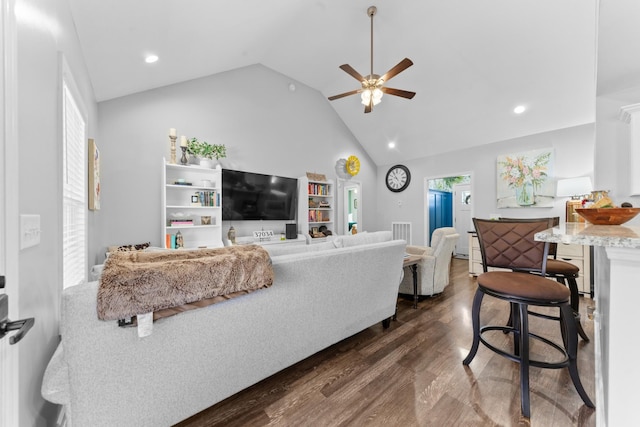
[196, 190, 220, 207]
[169, 219, 194, 226]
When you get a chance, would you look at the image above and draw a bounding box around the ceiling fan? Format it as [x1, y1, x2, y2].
[328, 5, 415, 113]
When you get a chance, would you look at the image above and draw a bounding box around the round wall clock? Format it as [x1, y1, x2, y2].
[385, 164, 411, 192]
[346, 155, 361, 176]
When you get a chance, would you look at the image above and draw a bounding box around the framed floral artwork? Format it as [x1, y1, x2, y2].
[496, 148, 555, 208]
[88, 138, 101, 210]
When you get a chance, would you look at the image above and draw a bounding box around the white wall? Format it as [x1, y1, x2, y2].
[93, 64, 375, 262]
[14, 0, 97, 425]
[595, 87, 640, 226]
[375, 124, 595, 245]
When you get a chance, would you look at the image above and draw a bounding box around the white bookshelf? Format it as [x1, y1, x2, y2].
[297, 175, 334, 242]
[162, 158, 223, 249]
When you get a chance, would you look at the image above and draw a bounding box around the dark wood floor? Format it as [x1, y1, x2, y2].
[176, 258, 596, 426]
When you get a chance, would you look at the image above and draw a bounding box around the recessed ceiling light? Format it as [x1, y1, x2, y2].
[388, 142, 396, 149]
[145, 55, 159, 64]
[514, 105, 526, 114]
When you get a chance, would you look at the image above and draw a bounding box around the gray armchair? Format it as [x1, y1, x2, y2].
[398, 227, 460, 296]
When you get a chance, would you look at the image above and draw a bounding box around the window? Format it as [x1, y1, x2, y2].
[62, 71, 87, 289]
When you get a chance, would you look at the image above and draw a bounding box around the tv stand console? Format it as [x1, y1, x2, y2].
[234, 234, 306, 247]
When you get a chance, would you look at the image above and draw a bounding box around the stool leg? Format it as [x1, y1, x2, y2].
[463, 288, 484, 365]
[566, 276, 589, 342]
[512, 302, 521, 356]
[560, 304, 595, 408]
[518, 303, 531, 418]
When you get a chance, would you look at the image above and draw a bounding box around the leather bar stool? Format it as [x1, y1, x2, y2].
[463, 218, 594, 418]
[501, 217, 589, 341]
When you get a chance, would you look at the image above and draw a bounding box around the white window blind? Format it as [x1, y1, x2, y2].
[62, 81, 86, 289]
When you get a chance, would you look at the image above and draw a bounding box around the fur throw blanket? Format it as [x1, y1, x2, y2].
[97, 245, 273, 321]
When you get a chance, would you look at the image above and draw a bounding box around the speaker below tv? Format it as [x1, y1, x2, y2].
[285, 223, 297, 239]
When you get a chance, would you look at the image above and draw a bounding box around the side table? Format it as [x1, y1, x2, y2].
[403, 255, 422, 309]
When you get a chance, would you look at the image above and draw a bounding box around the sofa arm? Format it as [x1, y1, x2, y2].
[41, 342, 70, 405]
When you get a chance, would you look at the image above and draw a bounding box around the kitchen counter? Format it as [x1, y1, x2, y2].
[535, 222, 640, 248]
[535, 222, 640, 427]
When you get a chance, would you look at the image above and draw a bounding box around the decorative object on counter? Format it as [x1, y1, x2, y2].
[557, 176, 593, 222]
[227, 226, 236, 244]
[575, 207, 640, 225]
[168, 128, 177, 164]
[200, 216, 211, 225]
[497, 148, 554, 208]
[589, 189, 610, 204]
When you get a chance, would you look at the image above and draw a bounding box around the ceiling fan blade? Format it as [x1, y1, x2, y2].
[379, 58, 414, 83]
[381, 87, 416, 99]
[328, 89, 362, 101]
[339, 64, 365, 82]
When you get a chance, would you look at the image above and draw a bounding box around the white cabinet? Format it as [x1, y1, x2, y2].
[468, 232, 483, 276]
[468, 233, 509, 276]
[469, 232, 592, 294]
[556, 242, 591, 294]
[161, 159, 223, 249]
[297, 176, 334, 241]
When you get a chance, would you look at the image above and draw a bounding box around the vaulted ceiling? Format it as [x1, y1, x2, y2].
[68, 0, 600, 165]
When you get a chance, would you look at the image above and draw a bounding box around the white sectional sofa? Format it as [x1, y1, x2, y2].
[42, 231, 406, 426]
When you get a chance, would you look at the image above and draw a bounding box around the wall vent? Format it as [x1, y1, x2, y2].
[391, 222, 412, 245]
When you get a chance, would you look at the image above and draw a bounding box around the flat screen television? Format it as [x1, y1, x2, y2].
[222, 169, 298, 221]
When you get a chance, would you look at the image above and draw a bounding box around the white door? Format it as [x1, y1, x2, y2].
[342, 182, 361, 234]
[453, 184, 471, 257]
[1, 0, 20, 424]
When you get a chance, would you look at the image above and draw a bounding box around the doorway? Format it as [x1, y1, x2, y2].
[1, 0, 20, 423]
[425, 174, 472, 257]
[342, 181, 360, 234]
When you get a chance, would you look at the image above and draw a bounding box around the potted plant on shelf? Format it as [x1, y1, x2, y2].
[187, 138, 226, 168]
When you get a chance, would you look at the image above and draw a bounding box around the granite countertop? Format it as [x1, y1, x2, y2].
[535, 222, 640, 249]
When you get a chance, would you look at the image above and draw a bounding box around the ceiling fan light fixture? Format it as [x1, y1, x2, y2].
[361, 87, 383, 106]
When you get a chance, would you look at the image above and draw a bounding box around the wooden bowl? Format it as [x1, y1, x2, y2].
[575, 208, 640, 225]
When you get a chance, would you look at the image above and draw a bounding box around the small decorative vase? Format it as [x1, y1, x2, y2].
[515, 182, 534, 206]
[199, 158, 215, 168]
[227, 226, 236, 244]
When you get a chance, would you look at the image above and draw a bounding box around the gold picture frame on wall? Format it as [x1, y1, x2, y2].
[88, 138, 101, 210]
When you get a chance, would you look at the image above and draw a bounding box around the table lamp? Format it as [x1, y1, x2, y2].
[557, 177, 593, 222]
